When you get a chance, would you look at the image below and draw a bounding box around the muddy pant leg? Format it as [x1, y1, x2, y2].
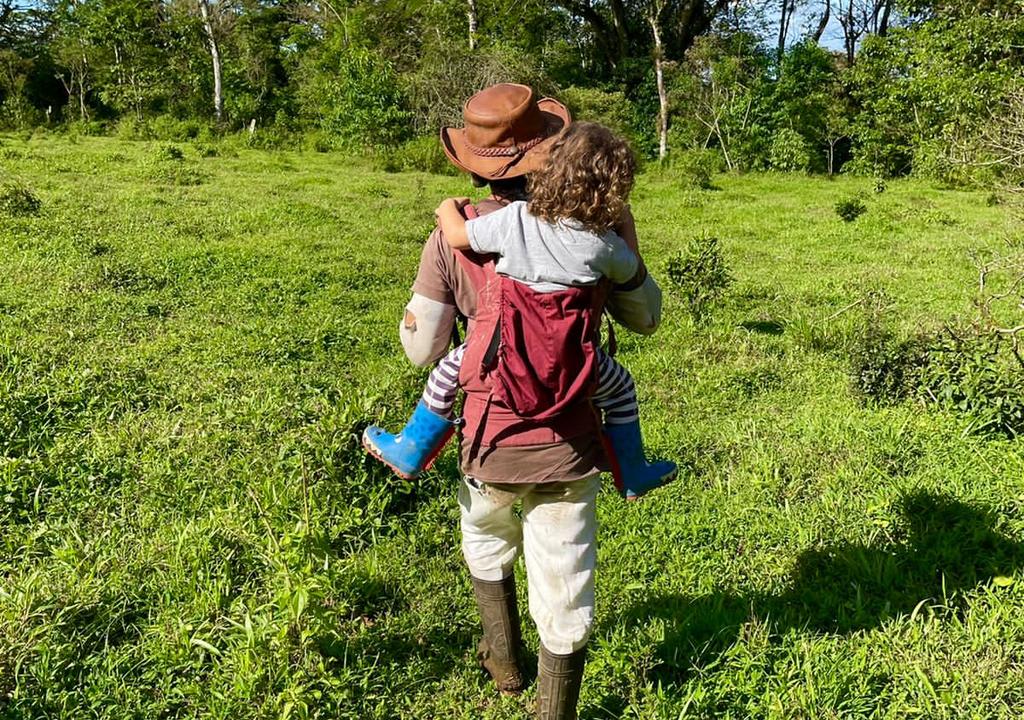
[459, 476, 524, 582]
[521, 476, 600, 654]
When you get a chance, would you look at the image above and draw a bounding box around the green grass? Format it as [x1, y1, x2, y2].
[1, 135, 1023, 719]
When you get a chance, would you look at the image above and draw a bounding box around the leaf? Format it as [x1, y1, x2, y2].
[993, 576, 1015, 587]
[190, 637, 223, 656]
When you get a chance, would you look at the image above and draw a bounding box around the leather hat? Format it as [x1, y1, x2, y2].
[440, 83, 571, 180]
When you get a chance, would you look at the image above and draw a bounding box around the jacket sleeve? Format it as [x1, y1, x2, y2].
[399, 293, 458, 367]
[606, 274, 662, 335]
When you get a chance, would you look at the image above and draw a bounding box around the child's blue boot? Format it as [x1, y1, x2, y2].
[362, 401, 456, 480]
[601, 420, 677, 501]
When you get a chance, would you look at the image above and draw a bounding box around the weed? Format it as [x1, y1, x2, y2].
[836, 196, 867, 222]
[850, 292, 927, 404]
[152, 143, 185, 162]
[665, 235, 733, 324]
[193, 142, 219, 158]
[919, 325, 1024, 437]
[0, 181, 41, 216]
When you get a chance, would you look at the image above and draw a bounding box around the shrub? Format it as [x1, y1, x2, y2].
[148, 115, 204, 142]
[849, 293, 926, 404]
[769, 128, 811, 173]
[115, 116, 149, 140]
[665, 235, 733, 324]
[303, 132, 333, 154]
[671, 149, 718, 190]
[299, 38, 411, 149]
[193, 142, 219, 158]
[149, 165, 204, 186]
[152, 144, 185, 162]
[0, 181, 41, 217]
[404, 42, 550, 137]
[919, 327, 1024, 437]
[560, 86, 636, 142]
[379, 136, 457, 175]
[836, 196, 867, 222]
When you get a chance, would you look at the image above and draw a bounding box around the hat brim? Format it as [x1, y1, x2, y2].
[440, 98, 571, 181]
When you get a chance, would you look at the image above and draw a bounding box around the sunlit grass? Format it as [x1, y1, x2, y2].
[1, 135, 1022, 718]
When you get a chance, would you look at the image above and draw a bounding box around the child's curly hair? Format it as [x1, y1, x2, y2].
[528, 122, 636, 234]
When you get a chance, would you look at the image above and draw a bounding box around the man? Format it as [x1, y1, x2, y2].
[399, 83, 662, 719]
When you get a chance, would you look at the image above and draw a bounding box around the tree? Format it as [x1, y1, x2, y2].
[197, 0, 224, 122]
[553, 0, 735, 79]
[838, 0, 894, 65]
[646, 0, 670, 160]
[777, 0, 798, 60]
[680, 31, 773, 171]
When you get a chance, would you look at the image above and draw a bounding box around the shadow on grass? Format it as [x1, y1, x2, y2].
[603, 491, 1023, 696]
[740, 319, 785, 335]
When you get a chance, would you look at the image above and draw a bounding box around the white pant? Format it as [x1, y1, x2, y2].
[459, 474, 600, 654]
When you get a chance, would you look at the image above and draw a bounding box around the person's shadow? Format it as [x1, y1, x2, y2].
[597, 491, 1023, 710]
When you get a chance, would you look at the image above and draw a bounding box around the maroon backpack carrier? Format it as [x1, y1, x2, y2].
[454, 203, 609, 426]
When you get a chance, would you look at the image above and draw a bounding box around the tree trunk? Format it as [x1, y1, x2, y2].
[467, 0, 478, 49]
[199, 0, 223, 123]
[877, 0, 892, 35]
[778, 0, 792, 62]
[841, 0, 856, 66]
[649, 13, 668, 161]
[812, 0, 831, 43]
[78, 60, 87, 121]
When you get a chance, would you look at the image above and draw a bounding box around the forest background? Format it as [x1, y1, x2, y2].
[2, 0, 1024, 187]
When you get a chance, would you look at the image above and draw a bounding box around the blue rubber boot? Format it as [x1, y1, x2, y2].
[362, 401, 456, 480]
[601, 421, 677, 501]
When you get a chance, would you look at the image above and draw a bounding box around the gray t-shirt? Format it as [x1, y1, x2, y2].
[465, 200, 638, 293]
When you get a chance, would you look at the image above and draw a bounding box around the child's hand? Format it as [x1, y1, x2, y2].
[435, 197, 471, 222]
[435, 197, 473, 250]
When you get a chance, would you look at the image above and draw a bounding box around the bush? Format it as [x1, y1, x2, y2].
[849, 293, 926, 404]
[148, 165, 204, 186]
[0, 181, 41, 217]
[404, 42, 551, 137]
[193, 142, 219, 158]
[148, 115, 204, 142]
[835, 196, 867, 222]
[665, 235, 733, 324]
[299, 38, 411, 149]
[671, 149, 718, 190]
[303, 132, 333, 154]
[152, 144, 185, 162]
[115, 116, 149, 140]
[919, 326, 1024, 437]
[379, 136, 457, 175]
[561, 86, 636, 142]
[769, 128, 811, 173]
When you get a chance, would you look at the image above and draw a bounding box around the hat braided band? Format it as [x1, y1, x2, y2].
[466, 134, 546, 158]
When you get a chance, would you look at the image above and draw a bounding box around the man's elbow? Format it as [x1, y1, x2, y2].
[400, 324, 444, 367]
[633, 312, 660, 335]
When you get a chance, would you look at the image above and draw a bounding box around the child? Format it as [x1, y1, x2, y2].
[363, 122, 675, 500]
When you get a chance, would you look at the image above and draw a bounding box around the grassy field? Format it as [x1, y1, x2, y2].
[1, 134, 1023, 719]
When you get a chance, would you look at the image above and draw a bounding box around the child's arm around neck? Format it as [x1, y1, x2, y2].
[435, 198, 472, 250]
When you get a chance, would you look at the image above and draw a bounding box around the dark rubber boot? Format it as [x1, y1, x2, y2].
[471, 575, 525, 695]
[536, 644, 586, 720]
